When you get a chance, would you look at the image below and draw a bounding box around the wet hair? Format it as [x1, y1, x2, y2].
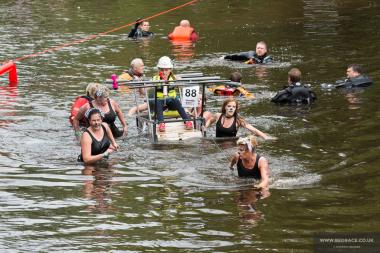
[95, 85, 110, 99]
[85, 83, 100, 98]
[348, 64, 363, 75]
[230, 72, 242, 83]
[85, 108, 105, 120]
[237, 135, 258, 153]
[134, 18, 143, 28]
[288, 68, 302, 83]
[221, 98, 246, 127]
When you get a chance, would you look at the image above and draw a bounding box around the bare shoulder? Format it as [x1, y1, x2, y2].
[102, 122, 110, 130]
[258, 156, 269, 166]
[81, 131, 92, 142]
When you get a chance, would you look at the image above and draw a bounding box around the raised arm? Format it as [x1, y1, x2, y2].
[205, 112, 221, 129]
[244, 123, 276, 140]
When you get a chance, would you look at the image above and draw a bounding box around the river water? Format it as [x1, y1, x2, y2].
[1, 0, 379, 252]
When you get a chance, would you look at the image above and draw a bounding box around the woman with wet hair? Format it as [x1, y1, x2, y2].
[73, 85, 128, 139]
[230, 135, 269, 188]
[78, 108, 118, 164]
[205, 98, 274, 139]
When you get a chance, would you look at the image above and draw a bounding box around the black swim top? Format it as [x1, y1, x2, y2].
[87, 125, 110, 156]
[90, 99, 123, 138]
[78, 125, 111, 162]
[237, 154, 262, 179]
[216, 115, 237, 137]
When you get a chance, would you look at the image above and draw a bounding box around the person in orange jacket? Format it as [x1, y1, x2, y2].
[168, 20, 198, 41]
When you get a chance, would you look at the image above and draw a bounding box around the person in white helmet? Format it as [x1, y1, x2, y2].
[150, 56, 193, 132]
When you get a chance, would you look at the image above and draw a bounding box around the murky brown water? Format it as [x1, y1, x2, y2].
[1, 0, 380, 252]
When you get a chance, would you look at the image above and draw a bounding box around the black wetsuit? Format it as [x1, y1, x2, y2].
[335, 75, 373, 89]
[128, 28, 154, 38]
[78, 125, 110, 162]
[216, 115, 237, 137]
[271, 82, 317, 105]
[237, 154, 262, 179]
[90, 99, 123, 138]
[224, 51, 273, 64]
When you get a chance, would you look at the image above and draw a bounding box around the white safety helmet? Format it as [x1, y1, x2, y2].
[156, 56, 173, 69]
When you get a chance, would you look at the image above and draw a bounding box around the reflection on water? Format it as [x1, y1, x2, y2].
[170, 40, 196, 62]
[235, 187, 269, 225]
[0, 86, 18, 127]
[82, 164, 115, 213]
[342, 89, 364, 110]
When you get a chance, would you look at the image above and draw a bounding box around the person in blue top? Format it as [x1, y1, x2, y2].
[224, 41, 273, 64]
[230, 135, 270, 189]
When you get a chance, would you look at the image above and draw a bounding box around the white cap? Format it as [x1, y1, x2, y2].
[156, 56, 173, 69]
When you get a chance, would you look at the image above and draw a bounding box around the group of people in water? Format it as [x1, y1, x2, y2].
[70, 19, 373, 190]
[128, 19, 198, 42]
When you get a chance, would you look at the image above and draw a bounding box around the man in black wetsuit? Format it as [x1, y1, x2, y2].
[224, 41, 273, 64]
[271, 68, 316, 105]
[335, 64, 373, 88]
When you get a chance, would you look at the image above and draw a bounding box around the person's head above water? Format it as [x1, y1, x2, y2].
[140, 21, 150, 32]
[85, 108, 104, 121]
[288, 68, 302, 84]
[255, 41, 268, 57]
[236, 135, 258, 154]
[179, 19, 190, 27]
[346, 64, 363, 79]
[85, 83, 100, 98]
[230, 72, 243, 83]
[94, 85, 110, 106]
[221, 98, 239, 118]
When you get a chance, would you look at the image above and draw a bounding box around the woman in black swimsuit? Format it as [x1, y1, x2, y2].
[79, 108, 119, 164]
[230, 135, 270, 189]
[205, 98, 275, 139]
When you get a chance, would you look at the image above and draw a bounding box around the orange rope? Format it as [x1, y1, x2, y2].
[13, 0, 198, 62]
